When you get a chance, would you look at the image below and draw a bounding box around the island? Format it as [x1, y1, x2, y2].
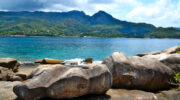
[0, 10, 180, 38]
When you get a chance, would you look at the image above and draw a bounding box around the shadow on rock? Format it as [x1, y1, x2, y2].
[13, 94, 111, 100]
[40, 94, 111, 100]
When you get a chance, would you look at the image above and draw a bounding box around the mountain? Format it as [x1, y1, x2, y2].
[0, 10, 179, 38]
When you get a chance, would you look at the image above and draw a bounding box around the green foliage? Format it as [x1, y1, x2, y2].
[146, 27, 180, 38]
[174, 72, 180, 90]
[175, 72, 180, 83]
[0, 11, 179, 38]
[176, 51, 180, 53]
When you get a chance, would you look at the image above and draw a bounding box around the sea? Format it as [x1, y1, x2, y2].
[0, 36, 180, 64]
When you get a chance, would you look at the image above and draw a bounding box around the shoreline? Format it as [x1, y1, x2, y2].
[0, 35, 180, 39]
[0, 45, 180, 100]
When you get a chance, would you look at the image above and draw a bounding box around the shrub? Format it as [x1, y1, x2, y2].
[174, 66, 180, 90]
[176, 51, 180, 53]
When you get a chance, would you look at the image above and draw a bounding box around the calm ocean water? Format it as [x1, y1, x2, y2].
[0, 36, 180, 63]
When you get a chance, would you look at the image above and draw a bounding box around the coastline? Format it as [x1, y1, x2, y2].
[0, 45, 180, 100]
[0, 35, 180, 39]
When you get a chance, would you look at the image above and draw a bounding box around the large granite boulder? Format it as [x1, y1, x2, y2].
[103, 52, 176, 91]
[0, 58, 20, 72]
[13, 64, 112, 100]
[143, 54, 180, 72]
[135, 46, 180, 72]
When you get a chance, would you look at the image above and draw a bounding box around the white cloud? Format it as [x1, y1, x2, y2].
[0, 0, 179, 27]
[127, 0, 180, 27]
[82, 0, 142, 16]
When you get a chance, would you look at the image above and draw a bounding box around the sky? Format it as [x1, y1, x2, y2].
[0, 0, 179, 27]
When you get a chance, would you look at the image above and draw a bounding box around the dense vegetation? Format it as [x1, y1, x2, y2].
[0, 10, 180, 38]
[146, 27, 180, 38]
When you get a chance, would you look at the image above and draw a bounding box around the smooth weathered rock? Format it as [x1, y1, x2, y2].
[13, 64, 112, 100]
[135, 51, 161, 57]
[144, 54, 180, 72]
[0, 81, 22, 100]
[156, 90, 180, 100]
[1, 81, 180, 100]
[103, 52, 176, 91]
[162, 46, 180, 54]
[134, 46, 180, 72]
[35, 58, 64, 64]
[135, 46, 180, 57]
[0, 58, 20, 72]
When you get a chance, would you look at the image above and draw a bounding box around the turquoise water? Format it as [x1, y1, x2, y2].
[0, 36, 180, 63]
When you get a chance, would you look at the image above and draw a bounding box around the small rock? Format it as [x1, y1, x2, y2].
[82, 57, 93, 63]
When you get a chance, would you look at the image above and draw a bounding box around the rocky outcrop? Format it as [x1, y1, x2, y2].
[0, 58, 20, 72]
[13, 64, 112, 100]
[135, 46, 180, 72]
[135, 46, 180, 57]
[135, 51, 161, 57]
[162, 46, 180, 54]
[103, 52, 176, 91]
[143, 54, 180, 72]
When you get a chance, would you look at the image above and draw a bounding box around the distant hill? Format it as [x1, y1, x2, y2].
[0, 10, 179, 38]
[146, 27, 180, 38]
[176, 28, 180, 30]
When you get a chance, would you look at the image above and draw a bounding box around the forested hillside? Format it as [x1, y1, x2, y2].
[0, 10, 179, 38]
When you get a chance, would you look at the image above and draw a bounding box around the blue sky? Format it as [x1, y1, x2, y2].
[0, 0, 179, 27]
